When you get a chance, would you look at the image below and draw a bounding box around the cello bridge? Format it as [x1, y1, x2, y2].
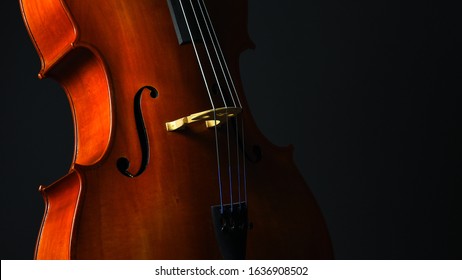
[165, 107, 241, 131]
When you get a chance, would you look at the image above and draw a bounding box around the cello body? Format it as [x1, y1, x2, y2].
[20, 0, 333, 259]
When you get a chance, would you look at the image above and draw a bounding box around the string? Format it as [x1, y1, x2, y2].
[178, 0, 225, 213]
[197, 0, 247, 207]
[192, 0, 235, 212]
[180, 0, 249, 213]
[188, 0, 238, 213]
[198, 0, 242, 108]
[196, 1, 237, 108]
[240, 118, 248, 204]
[195, 0, 237, 212]
[187, 0, 228, 108]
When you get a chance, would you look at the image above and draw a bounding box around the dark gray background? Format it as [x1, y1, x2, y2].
[2, 0, 461, 259]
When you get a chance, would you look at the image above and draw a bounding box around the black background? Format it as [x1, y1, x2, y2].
[2, 1, 461, 259]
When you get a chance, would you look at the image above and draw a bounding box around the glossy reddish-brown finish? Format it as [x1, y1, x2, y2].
[20, 0, 333, 259]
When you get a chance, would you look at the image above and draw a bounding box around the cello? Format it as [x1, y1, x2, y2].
[19, 0, 333, 259]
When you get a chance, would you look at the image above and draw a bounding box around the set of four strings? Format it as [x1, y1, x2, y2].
[178, 0, 247, 214]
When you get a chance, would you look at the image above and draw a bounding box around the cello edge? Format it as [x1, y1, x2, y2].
[35, 169, 84, 260]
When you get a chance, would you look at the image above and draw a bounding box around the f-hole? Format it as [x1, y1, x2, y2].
[117, 86, 158, 177]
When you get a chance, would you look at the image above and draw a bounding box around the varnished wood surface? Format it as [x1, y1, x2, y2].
[35, 170, 83, 259]
[20, 0, 333, 259]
